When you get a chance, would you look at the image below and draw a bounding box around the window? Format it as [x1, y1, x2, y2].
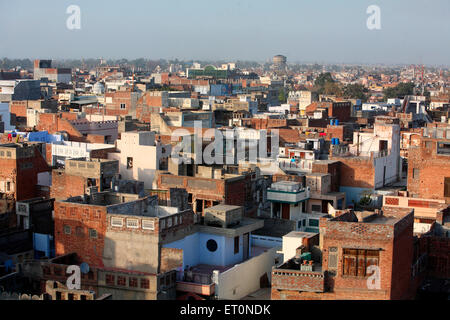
[75, 226, 84, 237]
[105, 274, 115, 285]
[140, 279, 150, 289]
[111, 217, 124, 227]
[160, 219, 166, 229]
[342, 249, 379, 277]
[234, 236, 239, 254]
[413, 169, 420, 179]
[142, 220, 155, 230]
[120, 103, 126, 109]
[64, 225, 71, 235]
[117, 276, 126, 286]
[445, 177, 450, 197]
[206, 239, 218, 252]
[174, 216, 178, 225]
[126, 157, 133, 169]
[127, 218, 139, 229]
[311, 205, 321, 212]
[129, 277, 138, 288]
[328, 247, 338, 270]
[6, 181, 10, 192]
[379, 140, 388, 152]
[167, 218, 173, 228]
[309, 219, 319, 227]
[89, 229, 98, 239]
[68, 293, 74, 300]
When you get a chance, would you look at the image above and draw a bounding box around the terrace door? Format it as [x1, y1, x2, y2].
[243, 233, 249, 261]
[282, 203, 290, 220]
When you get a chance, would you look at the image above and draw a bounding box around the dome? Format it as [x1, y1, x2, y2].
[93, 82, 105, 95]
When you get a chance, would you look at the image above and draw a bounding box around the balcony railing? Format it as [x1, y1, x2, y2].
[176, 271, 215, 296]
[272, 268, 326, 293]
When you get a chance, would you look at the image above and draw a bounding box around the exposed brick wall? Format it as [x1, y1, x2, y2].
[51, 171, 89, 200]
[331, 157, 374, 189]
[312, 161, 341, 192]
[54, 202, 107, 268]
[407, 139, 450, 203]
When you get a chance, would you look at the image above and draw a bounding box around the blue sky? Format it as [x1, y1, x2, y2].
[0, 0, 449, 65]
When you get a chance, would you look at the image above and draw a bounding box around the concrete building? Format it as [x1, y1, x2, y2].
[0, 103, 15, 131]
[33, 60, 71, 84]
[0, 80, 41, 102]
[331, 117, 401, 205]
[51, 191, 193, 299]
[108, 131, 170, 189]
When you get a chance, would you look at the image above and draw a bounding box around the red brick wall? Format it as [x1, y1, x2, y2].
[54, 202, 107, 268]
[333, 157, 374, 189]
[408, 139, 450, 203]
[51, 172, 88, 200]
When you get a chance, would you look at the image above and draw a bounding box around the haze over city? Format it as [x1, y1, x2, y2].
[1, 0, 449, 65]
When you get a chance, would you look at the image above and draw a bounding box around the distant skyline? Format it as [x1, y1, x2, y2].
[1, 0, 449, 66]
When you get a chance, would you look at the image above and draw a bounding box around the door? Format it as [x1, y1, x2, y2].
[282, 203, 290, 220]
[243, 233, 249, 261]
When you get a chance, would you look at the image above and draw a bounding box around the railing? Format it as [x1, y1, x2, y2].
[272, 268, 326, 293]
[176, 271, 215, 296]
[177, 271, 213, 285]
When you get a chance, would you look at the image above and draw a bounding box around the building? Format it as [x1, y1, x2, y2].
[407, 124, 450, 203]
[271, 207, 422, 300]
[331, 117, 401, 205]
[51, 190, 193, 299]
[33, 60, 71, 84]
[51, 158, 119, 200]
[16, 197, 55, 259]
[0, 80, 42, 102]
[108, 131, 170, 189]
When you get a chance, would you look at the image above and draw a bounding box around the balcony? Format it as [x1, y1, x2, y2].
[267, 181, 310, 204]
[272, 259, 325, 293]
[176, 271, 215, 296]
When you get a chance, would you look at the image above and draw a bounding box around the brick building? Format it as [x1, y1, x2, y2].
[51, 158, 119, 200]
[407, 127, 450, 203]
[0, 142, 49, 206]
[51, 190, 195, 299]
[271, 207, 423, 300]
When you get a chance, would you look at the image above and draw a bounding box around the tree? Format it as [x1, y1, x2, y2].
[278, 88, 287, 104]
[342, 84, 369, 101]
[383, 82, 415, 99]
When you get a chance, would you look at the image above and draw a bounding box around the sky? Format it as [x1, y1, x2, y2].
[0, 0, 449, 66]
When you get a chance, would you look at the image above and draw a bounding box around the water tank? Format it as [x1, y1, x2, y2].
[335, 119, 339, 126]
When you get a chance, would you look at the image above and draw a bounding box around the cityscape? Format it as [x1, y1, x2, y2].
[0, 0, 449, 307]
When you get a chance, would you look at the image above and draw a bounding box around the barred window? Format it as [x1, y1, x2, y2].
[129, 277, 138, 288]
[127, 218, 139, 229]
[111, 217, 124, 227]
[105, 274, 115, 285]
[117, 276, 127, 286]
[140, 279, 150, 289]
[142, 220, 155, 230]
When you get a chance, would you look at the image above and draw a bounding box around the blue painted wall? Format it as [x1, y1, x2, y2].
[163, 231, 248, 268]
[339, 186, 373, 206]
[33, 233, 54, 258]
